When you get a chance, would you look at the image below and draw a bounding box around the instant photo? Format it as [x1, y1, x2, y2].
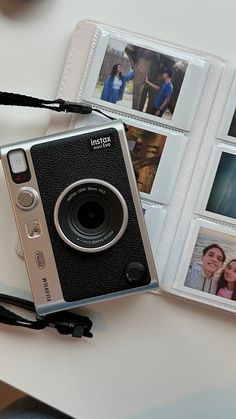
[173, 220, 236, 306]
[81, 31, 209, 131]
[206, 152, 236, 219]
[217, 72, 236, 143]
[196, 145, 236, 225]
[228, 110, 236, 137]
[94, 39, 188, 118]
[125, 121, 187, 203]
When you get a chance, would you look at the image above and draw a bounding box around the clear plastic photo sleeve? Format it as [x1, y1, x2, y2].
[80, 25, 210, 132]
[142, 202, 167, 255]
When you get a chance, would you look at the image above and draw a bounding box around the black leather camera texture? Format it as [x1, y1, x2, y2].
[31, 128, 151, 302]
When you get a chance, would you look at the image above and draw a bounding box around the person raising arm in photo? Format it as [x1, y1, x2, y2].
[184, 244, 226, 294]
[145, 68, 173, 117]
[216, 259, 236, 300]
[101, 63, 135, 104]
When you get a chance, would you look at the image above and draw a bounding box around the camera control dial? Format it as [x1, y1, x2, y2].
[125, 262, 147, 283]
[16, 187, 38, 210]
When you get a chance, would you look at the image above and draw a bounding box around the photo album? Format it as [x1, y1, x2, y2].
[47, 20, 236, 314]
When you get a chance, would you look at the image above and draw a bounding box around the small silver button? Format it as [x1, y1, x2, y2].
[18, 190, 34, 207]
[16, 187, 38, 210]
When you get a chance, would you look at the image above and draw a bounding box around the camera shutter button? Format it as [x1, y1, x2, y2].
[17, 188, 38, 209]
[125, 262, 146, 282]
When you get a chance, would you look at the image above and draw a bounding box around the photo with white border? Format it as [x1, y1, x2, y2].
[195, 144, 236, 225]
[173, 219, 236, 307]
[81, 31, 209, 131]
[217, 72, 236, 143]
[124, 118, 187, 204]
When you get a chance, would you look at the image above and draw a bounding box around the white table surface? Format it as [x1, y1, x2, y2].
[1, 1, 236, 418]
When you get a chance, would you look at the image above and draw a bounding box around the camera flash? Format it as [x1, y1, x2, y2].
[8, 150, 27, 173]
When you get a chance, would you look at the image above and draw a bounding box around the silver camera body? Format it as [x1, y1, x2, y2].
[1, 121, 158, 315]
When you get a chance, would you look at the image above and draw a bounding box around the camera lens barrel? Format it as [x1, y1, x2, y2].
[54, 179, 128, 253]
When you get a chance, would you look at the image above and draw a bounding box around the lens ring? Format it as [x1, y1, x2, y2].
[54, 178, 128, 253]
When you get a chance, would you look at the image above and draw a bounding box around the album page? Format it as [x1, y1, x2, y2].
[167, 63, 236, 314]
[47, 20, 236, 314]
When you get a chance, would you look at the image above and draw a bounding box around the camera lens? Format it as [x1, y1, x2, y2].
[54, 179, 128, 253]
[77, 201, 105, 230]
[70, 194, 110, 237]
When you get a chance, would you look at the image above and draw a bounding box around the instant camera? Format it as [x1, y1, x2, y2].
[0, 120, 158, 315]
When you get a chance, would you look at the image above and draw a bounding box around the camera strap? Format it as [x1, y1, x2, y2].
[0, 91, 93, 114]
[0, 91, 126, 126]
[0, 293, 93, 338]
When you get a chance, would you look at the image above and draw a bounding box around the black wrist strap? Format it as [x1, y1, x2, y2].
[0, 294, 93, 338]
[0, 91, 128, 130]
[0, 91, 93, 114]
